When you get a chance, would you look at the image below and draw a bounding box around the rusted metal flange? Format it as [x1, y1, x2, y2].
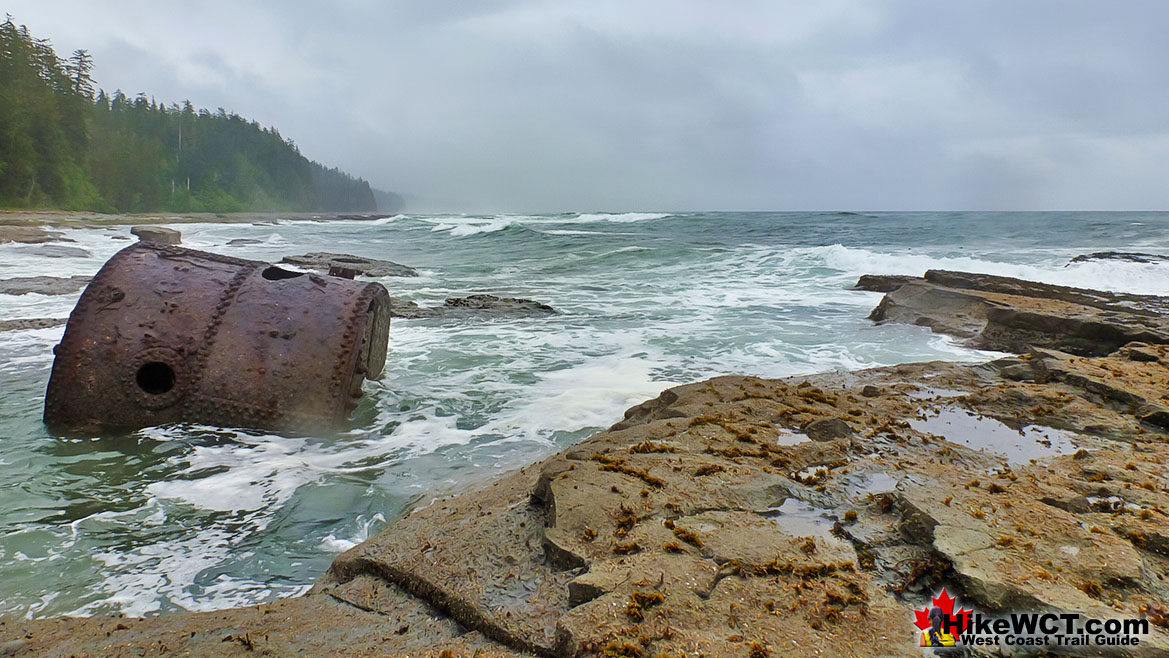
[43, 242, 391, 435]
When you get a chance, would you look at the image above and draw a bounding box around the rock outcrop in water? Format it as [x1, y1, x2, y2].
[0, 225, 71, 244]
[282, 252, 419, 277]
[4, 271, 1169, 656]
[858, 269, 1169, 355]
[1068, 251, 1169, 266]
[14, 244, 91, 259]
[0, 275, 91, 296]
[389, 294, 558, 320]
[129, 226, 182, 245]
[444, 294, 557, 315]
[280, 256, 556, 319]
[0, 318, 66, 332]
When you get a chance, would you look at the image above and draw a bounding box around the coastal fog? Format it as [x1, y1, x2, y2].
[6, 1, 1169, 212]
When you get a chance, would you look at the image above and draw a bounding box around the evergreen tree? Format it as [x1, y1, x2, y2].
[0, 17, 385, 213]
[64, 49, 93, 98]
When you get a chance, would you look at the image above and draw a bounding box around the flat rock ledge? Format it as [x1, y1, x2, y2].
[390, 294, 558, 320]
[4, 273, 1169, 657]
[0, 275, 91, 296]
[0, 225, 73, 244]
[130, 226, 182, 245]
[857, 269, 1169, 355]
[0, 318, 67, 332]
[282, 252, 419, 278]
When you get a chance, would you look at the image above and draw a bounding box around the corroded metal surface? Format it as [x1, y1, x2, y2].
[44, 243, 391, 435]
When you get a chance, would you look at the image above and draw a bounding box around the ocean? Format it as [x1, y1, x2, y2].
[1, 211, 1167, 618]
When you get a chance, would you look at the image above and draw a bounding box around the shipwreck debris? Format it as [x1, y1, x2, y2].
[43, 242, 391, 434]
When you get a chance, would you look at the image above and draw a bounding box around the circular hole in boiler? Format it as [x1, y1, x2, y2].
[261, 266, 306, 281]
[136, 362, 175, 395]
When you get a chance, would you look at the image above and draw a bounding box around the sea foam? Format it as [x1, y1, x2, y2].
[1, 211, 1165, 619]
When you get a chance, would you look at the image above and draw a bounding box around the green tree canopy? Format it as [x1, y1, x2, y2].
[0, 16, 379, 213]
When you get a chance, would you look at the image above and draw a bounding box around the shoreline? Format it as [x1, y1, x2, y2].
[0, 210, 394, 229]
[1, 269, 1166, 655]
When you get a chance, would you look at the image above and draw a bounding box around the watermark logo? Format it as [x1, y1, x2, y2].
[912, 588, 1151, 650]
[914, 588, 969, 647]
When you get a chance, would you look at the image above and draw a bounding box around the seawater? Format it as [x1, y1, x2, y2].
[1, 211, 1167, 617]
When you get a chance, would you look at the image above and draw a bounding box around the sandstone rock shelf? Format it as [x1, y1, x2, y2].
[858, 269, 1169, 355]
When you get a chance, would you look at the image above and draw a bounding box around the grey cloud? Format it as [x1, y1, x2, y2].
[7, 0, 1169, 210]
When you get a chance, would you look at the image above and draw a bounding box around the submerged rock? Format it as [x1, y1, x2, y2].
[282, 252, 418, 277]
[15, 244, 91, 259]
[1068, 251, 1169, 265]
[852, 273, 918, 292]
[0, 275, 91, 296]
[0, 225, 68, 244]
[0, 318, 66, 332]
[443, 294, 556, 315]
[387, 297, 440, 319]
[334, 213, 393, 221]
[386, 294, 558, 319]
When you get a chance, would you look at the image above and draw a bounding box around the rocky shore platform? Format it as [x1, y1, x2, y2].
[0, 211, 398, 254]
[0, 210, 395, 230]
[3, 270, 1169, 657]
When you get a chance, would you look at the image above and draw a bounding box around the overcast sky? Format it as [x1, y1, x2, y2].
[8, 1, 1169, 212]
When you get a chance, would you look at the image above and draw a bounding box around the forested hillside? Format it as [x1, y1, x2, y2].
[0, 17, 378, 213]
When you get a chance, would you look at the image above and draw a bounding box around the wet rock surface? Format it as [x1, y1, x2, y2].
[282, 252, 419, 277]
[800, 416, 855, 441]
[334, 213, 394, 221]
[129, 225, 181, 244]
[5, 273, 1169, 656]
[859, 269, 1169, 355]
[387, 296, 441, 319]
[388, 294, 558, 320]
[14, 244, 92, 259]
[1068, 251, 1169, 265]
[444, 294, 557, 315]
[0, 594, 521, 658]
[0, 318, 66, 332]
[0, 275, 91, 296]
[0, 225, 70, 244]
[8, 345, 1169, 656]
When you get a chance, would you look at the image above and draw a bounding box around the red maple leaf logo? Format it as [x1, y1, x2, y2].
[913, 588, 972, 632]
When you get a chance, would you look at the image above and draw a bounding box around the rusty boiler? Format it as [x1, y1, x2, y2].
[44, 242, 391, 435]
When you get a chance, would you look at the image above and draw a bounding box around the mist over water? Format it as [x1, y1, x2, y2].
[1, 211, 1167, 617]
